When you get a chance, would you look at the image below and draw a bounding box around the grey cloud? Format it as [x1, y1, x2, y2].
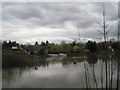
[2, 2, 96, 29]
[2, 2, 118, 44]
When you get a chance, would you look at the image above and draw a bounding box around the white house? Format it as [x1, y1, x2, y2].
[12, 46, 18, 50]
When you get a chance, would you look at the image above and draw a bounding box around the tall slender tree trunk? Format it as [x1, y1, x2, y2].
[110, 56, 113, 89]
[105, 56, 108, 90]
[103, 4, 106, 43]
[118, 23, 120, 41]
[101, 60, 103, 89]
[116, 51, 120, 90]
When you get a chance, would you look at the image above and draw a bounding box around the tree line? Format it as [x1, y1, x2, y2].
[2, 40, 120, 54]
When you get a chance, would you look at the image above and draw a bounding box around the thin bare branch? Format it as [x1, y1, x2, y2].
[106, 29, 111, 35]
[105, 19, 113, 29]
[96, 22, 104, 28]
[96, 29, 104, 34]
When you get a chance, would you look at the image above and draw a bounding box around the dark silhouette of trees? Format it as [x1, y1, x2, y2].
[46, 40, 49, 46]
[41, 41, 46, 46]
[86, 41, 98, 52]
[98, 42, 107, 50]
[112, 42, 120, 51]
[35, 41, 38, 45]
[2, 41, 8, 49]
[21, 44, 26, 49]
[2, 40, 20, 49]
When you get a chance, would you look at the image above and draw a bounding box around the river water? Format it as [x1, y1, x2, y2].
[2, 53, 120, 88]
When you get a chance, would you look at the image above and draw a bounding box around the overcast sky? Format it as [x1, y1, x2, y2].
[2, 2, 118, 44]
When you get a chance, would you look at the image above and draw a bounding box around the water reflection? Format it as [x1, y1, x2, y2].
[86, 53, 98, 65]
[2, 54, 119, 88]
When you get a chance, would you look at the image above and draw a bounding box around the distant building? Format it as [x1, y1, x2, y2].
[12, 46, 17, 50]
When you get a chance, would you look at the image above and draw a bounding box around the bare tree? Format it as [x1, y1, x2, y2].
[118, 21, 120, 41]
[96, 3, 112, 42]
[96, 3, 113, 89]
[77, 24, 81, 43]
[118, 2, 120, 41]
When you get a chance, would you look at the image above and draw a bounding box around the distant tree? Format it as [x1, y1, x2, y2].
[96, 3, 112, 42]
[98, 42, 104, 50]
[61, 41, 66, 44]
[11, 41, 20, 47]
[2, 41, 8, 49]
[86, 41, 97, 52]
[46, 40, 49, 46]
[35, 41, 38, 45]
[71, 41, 76, 46]
[41, 41, 46, 46]
[8, 40, 12, 48]
[21, 44, 25, 49]
[27, 45, 34, 53]
[12, 41, 16, 46]
[2, 40, 20, 49]
[112, 42, 120, 51]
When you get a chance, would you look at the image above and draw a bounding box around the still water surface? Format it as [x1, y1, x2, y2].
[2, 54, 119, 88]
